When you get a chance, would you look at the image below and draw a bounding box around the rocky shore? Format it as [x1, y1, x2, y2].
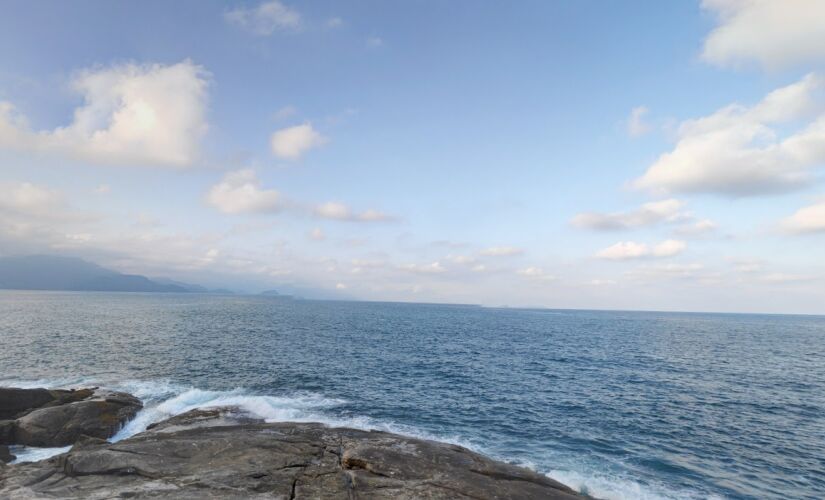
[0, 387, 582, 499]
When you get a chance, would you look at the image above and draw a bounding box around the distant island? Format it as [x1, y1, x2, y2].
[0, 255, 230, 294]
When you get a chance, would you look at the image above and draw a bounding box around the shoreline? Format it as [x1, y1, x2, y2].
[0, 387, 583, 498]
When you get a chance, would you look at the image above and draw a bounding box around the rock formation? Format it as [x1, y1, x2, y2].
[0, 387, 142, 450]
[0, 404, 583, 499]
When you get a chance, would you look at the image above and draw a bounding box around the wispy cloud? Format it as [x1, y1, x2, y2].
[626, 106, 651, 137]
[516, 267, 556, 281]
[224, 1, 302, 35]
[596, 240, 686, 260]
[572, 199, 688, 230]
[313, 202, 395, 222]
[479, 246, 523, 257]
[206, 169, 282, 214]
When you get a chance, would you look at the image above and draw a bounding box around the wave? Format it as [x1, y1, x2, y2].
[1, 378, 705, 500]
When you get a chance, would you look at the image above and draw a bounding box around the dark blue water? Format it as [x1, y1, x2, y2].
[1, 291, 823, 499]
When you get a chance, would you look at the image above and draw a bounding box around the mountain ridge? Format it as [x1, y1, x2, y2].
[0, 255, 210, 293]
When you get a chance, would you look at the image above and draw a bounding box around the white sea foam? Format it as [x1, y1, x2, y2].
[9, 445, 71, 464]
[1, 379, 702, 500]
[546, 468, 725, 500]
[111, 382, 472, 450]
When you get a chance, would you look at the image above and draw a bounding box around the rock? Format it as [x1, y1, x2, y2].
[0, 407, 582, 499]
[146, 406, 264, 433]
[0, 387, 96, 420]
[12, 390, 142, 447]
[0, 388, 54, 419]
[0, 421, 14, 445]
[0, 445, 13, 464]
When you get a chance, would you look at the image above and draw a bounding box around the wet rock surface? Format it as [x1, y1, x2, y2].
[0, 406, 583, 499]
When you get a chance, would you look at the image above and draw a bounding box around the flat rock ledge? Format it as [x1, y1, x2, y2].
[0, 406, 584, 499]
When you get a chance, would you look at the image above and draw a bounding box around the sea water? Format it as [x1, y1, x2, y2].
[1, 291, 823, 499]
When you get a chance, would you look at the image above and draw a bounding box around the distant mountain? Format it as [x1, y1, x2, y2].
[151, 278, 233, 294]
[0, 255, 195, 293]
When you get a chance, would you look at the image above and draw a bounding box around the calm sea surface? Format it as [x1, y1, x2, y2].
[1, 291, 823, 499]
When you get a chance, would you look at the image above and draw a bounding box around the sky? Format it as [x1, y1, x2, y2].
[1, 0, 825, 314]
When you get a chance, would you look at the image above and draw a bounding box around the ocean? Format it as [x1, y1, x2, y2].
[1, 290, 823, 499]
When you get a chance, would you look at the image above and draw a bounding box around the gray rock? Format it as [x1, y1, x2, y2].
[0, 387, 96, 420]
[0, 445, 13, 464]
[0, 407, 583, 499]
[0, 388, 55, 420]
[12, 390, 142, 447]
[0, 420, 14, 445]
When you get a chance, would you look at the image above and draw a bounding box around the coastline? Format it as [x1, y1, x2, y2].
[0, 385, 583, 499]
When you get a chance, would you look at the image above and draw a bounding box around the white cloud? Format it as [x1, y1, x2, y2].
[588, 279, 617, 286]
[782, 200, 825, 233]
[653, 239, 687, 257]
[94, 184, 111, 195]
[206, 173, 393, 222]
[366, 36, 383, 48]
[270, 123, 326, 160]
[596, 239, 687, 260]
[308, 227, 326, 241]
[0, 60, 208, 167]
[730, 258, 764, 273]
[0, 182, 63, 216]
[516, 267, 556, 281]
[313, 202, 394, 222]
[0, 182, 96, 252]
[480, 246, 523, 257]
[398, 261, 446, 274]
[225, 1, 302, 35]
[596, 241, 649, 260]
[627, 106, 651, 137]
[625, 262, 708, 281]
[701, 0, 825, 69]
[759, 272, 815, 284]
[573, 199, 687, 230]
[206, 169, 281, 214]
[446, 255, 477, 265]
[674, 219, 718, 236]
[326, 17, 343, 28]
[633, 73, 825, 196]
[272, 105, 297, 121]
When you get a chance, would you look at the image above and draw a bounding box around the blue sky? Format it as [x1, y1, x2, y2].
[2, 0, 825, 313]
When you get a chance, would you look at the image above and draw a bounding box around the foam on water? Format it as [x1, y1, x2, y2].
[8, 445, 71, 464]
[111, 381, 471, 449]
[1, 378, 688, 500]
[546, 468, 720, 500]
